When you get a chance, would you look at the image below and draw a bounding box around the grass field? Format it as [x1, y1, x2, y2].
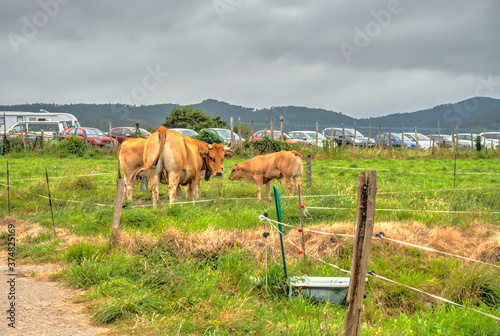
[1, 147, 499, 335]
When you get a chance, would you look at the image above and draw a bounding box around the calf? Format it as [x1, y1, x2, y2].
[229, 150, 303, 201]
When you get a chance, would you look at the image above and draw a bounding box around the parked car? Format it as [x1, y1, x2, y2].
[403, 132, 431, 149]
[251, 130, 298, 143]
[169, 128, 199, 137]
[373, 133, 416, 149]
[202, 128, 245, 146]
[65, 127, 117, 146]
[478, 132, 500, 149]
[430, 134, 469, 149]
[457, 133, 478, 149]
[322, 127, 375, 147]
[6, 120, 66, 139]
[108, 127, 151, 144]
[288, 130, 329, 147]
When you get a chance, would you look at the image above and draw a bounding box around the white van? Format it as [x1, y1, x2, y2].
[6, 121, 66, 139]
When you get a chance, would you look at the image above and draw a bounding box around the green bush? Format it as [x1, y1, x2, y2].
[236, 136, 301, 155]
[475, 135, 482, 151]
[193, 129, 223, 144]
[59, 136, 86, 156]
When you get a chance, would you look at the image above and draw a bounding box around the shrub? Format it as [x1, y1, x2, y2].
[236, 136, 301, 155]
[193, 129, 223, 144]
[59, 136, 86, 156]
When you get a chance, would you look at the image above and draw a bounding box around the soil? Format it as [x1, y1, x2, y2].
[0, 255, 108, 336]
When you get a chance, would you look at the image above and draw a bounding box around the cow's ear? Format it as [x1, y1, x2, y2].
[199, 147, 209, 157]
[224, 149, 235, 158]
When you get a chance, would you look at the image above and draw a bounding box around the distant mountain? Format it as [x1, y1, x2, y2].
[1, 97, 499, 133]
[472, 105, 500, 130]
[357, 97, 500, 131]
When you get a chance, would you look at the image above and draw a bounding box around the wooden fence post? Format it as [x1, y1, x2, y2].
[451, 125, 455, 152]
[388, 124, 392, 151]
[280, 116, 284, 141]
[45, 168, 57, 237]
[470, 122, 474, 151]
[306, 154, 312, 188]
[378, 123, 381, 149]
[414, 126, 418, 149]
[264, 118, 268, 135]
[6, 160, 10, 217]
[316, 122, 319, 146]
[368, 122, 371, 147]
[250, 120, 254, 141]
[238, 117, 241, 145]
[401, 123, 404, 152]
[344, 170, 377, 336]
[342, 123, 345, 149]
[437, 120, 441, 149]
[109, 122, 113, 147]
[111, 179, 126, 244]
[230, 117, 234, 147]
[40, 130, 44, 150]
[270, 118, 274, 140]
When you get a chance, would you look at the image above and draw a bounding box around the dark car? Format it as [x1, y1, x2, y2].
[202, 128, 244, 146]
[322, 127, 375, 147]
[65, 127, 117, 146]
[108, 127, 151, 144]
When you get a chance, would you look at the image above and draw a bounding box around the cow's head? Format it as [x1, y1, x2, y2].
[199, 143, 233, 178]
[228, 163, 244, 181]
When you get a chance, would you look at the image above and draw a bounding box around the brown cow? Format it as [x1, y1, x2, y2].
[144, 126, 233, 206]
[229, 150, 303, 201]
[118, 136, 198, 200]
[117, 137, 147, 200]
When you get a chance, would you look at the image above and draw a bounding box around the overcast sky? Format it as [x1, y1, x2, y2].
[2, 1, 500, 118]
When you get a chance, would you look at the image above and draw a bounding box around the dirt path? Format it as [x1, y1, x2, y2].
[0, 256, 108, 336]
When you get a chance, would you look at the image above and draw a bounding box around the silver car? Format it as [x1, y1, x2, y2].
[289, 131, 330, 147]
[404, 133, 431, 149]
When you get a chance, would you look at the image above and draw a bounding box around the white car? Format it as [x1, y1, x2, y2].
[457, 133, 478, 149]
[169, 128, 199, 137]
[403, 133, 431, 149]
[289, 131, 330, 147]
[479, 132, 500, 149]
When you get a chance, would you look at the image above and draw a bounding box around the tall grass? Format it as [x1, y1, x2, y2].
[0, 147, 499, 335]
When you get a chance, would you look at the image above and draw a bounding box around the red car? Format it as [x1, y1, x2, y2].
[108, 127, 151, 144]
[65, 127, 117, 146]
[251, 130, 298, 143]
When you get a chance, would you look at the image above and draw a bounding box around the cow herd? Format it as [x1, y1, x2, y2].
[117, 126, 304, 206]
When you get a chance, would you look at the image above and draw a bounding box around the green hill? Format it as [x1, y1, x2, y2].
[1, 97, 499, 133]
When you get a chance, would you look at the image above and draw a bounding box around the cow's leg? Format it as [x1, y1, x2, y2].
[293, 175, 302, 195]
[168, 173, 181, 203]
[256, 181, 263, 201]
[124, 178, 134, 200]
[187, 179, 198, 202]
[265, 182, 272, 201]
[285, 176, 295, 196]
[148, 173, 160, 207]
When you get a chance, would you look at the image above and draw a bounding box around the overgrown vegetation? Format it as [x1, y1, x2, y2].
[1, 146, 499, 335]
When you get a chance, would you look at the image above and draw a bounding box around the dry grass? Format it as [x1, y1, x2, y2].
[110, 221, 500, 266]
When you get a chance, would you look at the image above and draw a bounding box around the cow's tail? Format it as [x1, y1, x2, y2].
[291, 150, 303, 160]
[117, 146, 122, 180]
[145, 126, 167, 170]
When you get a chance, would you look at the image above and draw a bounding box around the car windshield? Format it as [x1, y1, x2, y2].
[139, 128, 151, 136]
[213, 129, 231, 138]
[435, 135, 452, 141]
[84, 129, 105, 136]
[416, 134, 430, 141]
[344, 129, 364, 137]
[303, 133, 326, 140]
[392, 134, 413, 141]
[484, 133, 500, 140]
